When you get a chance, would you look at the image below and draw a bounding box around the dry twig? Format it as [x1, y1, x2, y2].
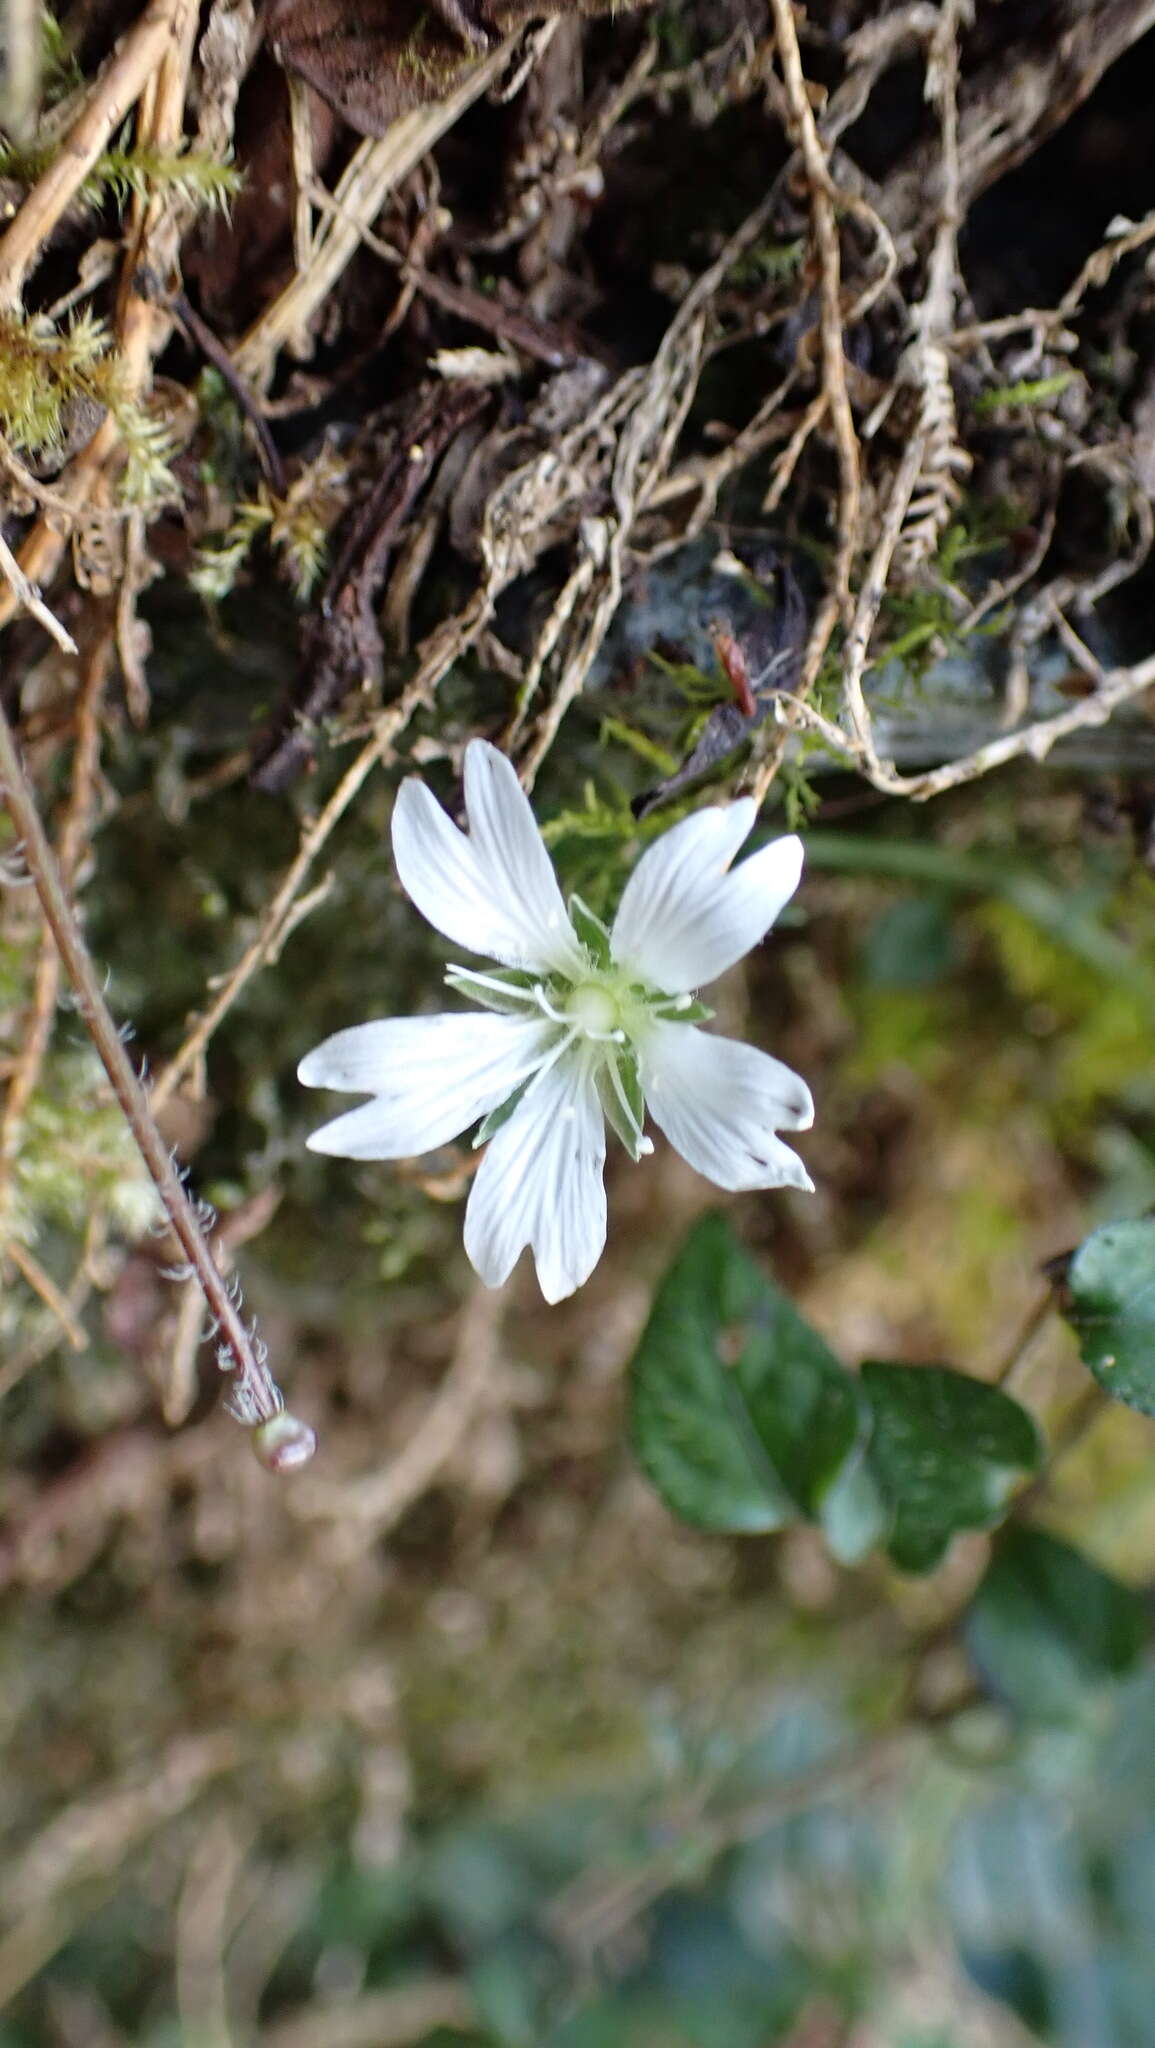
[0, 0, 190, 306]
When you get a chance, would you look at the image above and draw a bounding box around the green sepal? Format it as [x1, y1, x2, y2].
[446, 966, 539, 1014]
[600, 1049, 647, 1160]
[569, 894, 612, 968]
[473, 1078, 533, 1147]
[651, 995, 714, 1025]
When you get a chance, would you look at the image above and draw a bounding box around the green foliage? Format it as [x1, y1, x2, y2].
[966, 1523, 1147, 1722]
[538, 783, 693, 920]
[628, 1213, 876, 1543]
[974, 373, 1076, 416]
[116, 405, 180, 510]
[778, 754, 825, 830]
[0, 308, 177, 507]
[9, 1048, 158, 1247]
[189, 499, 272, 601]
[628, 1215, 1041, 1574]
[861, 1363, 1042, 1573]
[945, 1663, 1155, 2045]
[191, 444, 348, 603]
[0, 307, 110, 460]
[39, 3, 83, 100]
[729, 238, 806, 288]
[805, 830, 1155, 1021]
[871, 527, 1007, 680]
[1062, 1216, 1155, 1417]
[0, 132, 240, 219]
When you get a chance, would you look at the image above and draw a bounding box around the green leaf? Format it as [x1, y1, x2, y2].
[628, 1214, 868, 1534]
[817, 1453, 888, 1566]
[1063, 1216, 1155, 1415]
[861, 1363, 1042, 1573]
[974, 371, 1075, 414]
[967, 1524, 1148, 1721]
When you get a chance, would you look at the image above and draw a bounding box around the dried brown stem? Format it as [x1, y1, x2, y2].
[8, 1239, 89, 1350]
[149, 593, 490, 1110]
[0, 0, 188, 307]
[768, 0, 861, 686]
[0, 531, 77, 653]
[781, 646, 1155, 802]
[232, 41, 519, 388]
[0, 0, 199, 629]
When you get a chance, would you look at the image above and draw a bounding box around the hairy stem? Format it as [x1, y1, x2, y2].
[0, 695, 313, 1465]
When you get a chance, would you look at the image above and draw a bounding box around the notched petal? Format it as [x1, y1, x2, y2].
[612, 805, 803, 993]
[640, 1021, 814, 1193]
[390, 745, 583, 972]
[464, 1053, 607, 1302]
[299, 1012, 552, 1159]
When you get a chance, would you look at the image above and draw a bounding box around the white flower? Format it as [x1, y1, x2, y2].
[299, 741, 813, 1304]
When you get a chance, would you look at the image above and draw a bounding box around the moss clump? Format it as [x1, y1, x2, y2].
[9, 1048, 159, 1247]
[0, 308, 177, 507]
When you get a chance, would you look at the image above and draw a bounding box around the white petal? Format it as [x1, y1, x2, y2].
[464, 1052, 607, 1303]
[300, 1013, 552, 1158]
[391, 743, 583, 973]
[639, 1021, 814, 1192]
[611, 804, 803, 993]
[461, 743, 584, 971]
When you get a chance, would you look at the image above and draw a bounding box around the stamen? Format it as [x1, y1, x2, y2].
[445, 966, 539, 1005]
[651, 992, 710, 1022]
[521, 1025, 580, 1096]
[533, 983, 570, 1025]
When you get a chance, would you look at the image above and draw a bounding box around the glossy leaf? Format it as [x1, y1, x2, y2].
[861, 1362, 1043, 1573]
[1063, 1216, 1155, 1416]
[967, 1524, 1148, 1720]
[628, 1214, 868, 1535]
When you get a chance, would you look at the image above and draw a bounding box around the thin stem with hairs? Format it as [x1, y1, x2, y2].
[0, 696, 314, 1468]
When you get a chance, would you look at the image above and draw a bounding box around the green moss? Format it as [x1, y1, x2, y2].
[0, 133, 240, 217]
[0, 308, 176, 505]
[10, 1049, 158, 1247]
[977, 897, 1155, 1129]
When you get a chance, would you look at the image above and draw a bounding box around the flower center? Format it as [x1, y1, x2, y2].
[564, 982, 621, 1037]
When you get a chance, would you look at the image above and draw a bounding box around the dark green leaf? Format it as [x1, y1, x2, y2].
[816, 1454, 888, 1566]
[967, 1524, 1148, 1720]
[861, 893, 956, 989]
[861, 1363, 1042, 1573]
[1064, 1216, 1155, 1416]
[628, 1214, 867, 1534]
